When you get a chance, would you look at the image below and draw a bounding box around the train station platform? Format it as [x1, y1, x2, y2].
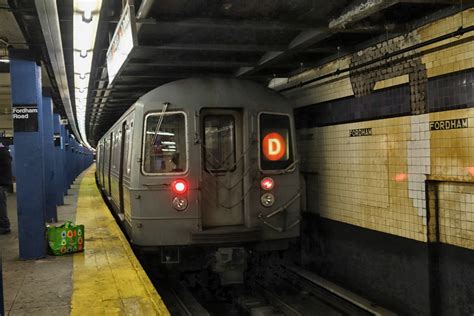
[0, 165, 169, 315]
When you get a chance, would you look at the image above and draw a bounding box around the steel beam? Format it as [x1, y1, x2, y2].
[236, 0, 401, 77]
[135, 43, 287, 52]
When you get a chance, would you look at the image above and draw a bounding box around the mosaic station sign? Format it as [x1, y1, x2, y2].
[350, 128, 372, 137]
[429, 118, 468, 131]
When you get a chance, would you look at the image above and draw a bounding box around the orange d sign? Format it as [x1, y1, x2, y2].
[263, 132, 286, 161]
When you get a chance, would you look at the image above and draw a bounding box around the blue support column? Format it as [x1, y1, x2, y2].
[65, 131, 72, 186]
[9, 52, 46, 259]
[53, 114, 64, 206]
[76, 143, 80, 176]
[82, 146, 85, 172]
[60, 123, 68, 195]
[79, 146, 82, 173]
[73, 139, 77, 178]
[41, 95, 57, 222]
[70, 136, 75, 181]
[75, 142, 79, 177]
[79, 146, 84, 173]
[71, 138, 76, 180]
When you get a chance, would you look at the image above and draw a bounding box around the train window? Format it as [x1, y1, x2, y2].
[259, 112, 294, 171]
[112, 130, 121, 171]
[124, 120, 133, 176]
[143, 112, 187, 175]
[203, 115, 236, 172]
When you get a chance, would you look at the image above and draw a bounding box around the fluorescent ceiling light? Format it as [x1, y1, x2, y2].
[73, 0, 102, 149]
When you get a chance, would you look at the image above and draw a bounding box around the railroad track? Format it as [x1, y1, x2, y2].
[243, 263, 396, 316]
[153, 265, 395, 315]
[156, 279, 210, 316]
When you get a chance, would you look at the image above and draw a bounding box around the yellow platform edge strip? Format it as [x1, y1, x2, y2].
[71, 165, 170, 315]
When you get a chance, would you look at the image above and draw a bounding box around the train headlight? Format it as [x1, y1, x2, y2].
[172, 196, 188, 211]
[171, 179, 188, 194]
[260, 177, 274, 191]
[260, 193, 275, 207]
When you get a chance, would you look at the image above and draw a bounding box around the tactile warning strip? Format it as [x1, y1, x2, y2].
[70, 165, 169, 315]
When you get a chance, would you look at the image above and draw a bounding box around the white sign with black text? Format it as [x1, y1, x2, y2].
[12, 104, 39, 132]
[106, 4, 137, 84]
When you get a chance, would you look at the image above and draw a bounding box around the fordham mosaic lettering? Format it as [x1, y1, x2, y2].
[349, 128, 372, 137]
[429, 118, 468, 131]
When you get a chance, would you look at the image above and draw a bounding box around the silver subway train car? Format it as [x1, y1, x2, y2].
[96, 78, 301, 279]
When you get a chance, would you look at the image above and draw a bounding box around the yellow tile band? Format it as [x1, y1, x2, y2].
[373, 74, 409, 90]
[71, 166, 170, 315]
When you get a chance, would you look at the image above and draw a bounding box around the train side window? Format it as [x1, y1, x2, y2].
[125, 120, 133, 176]
[112, 130, 121, 171]
[143, 112, 187, 175]
[203, 115, 236, 172]
[107, 134, 112, 167]
[259, 112, 294, 171]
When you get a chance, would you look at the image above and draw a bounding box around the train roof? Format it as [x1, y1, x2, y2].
[98, 78, 294, 142]
[136, 78, 292, 111]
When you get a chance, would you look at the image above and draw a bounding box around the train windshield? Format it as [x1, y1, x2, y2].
[143, 112, 187, 174]
[203, 115, 236, 172]
[259, 112, 294, 171]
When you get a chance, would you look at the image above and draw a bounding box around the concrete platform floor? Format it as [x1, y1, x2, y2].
[0, 166, 169, 315]
[1, 179, 79, 315]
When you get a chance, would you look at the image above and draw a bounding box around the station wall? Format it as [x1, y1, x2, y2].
[0, 114, 12, 136]
[0, 73, 12, 137]
[281, 8, 474, 315]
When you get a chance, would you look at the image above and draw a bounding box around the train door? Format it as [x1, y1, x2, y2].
[108, 132, 113, 195]
[101, 142, 105, 186]
[103, 138, 110, 191]
[118, 121, 126, 216]
[201, 109, 244, 227]
[97, 142, 102, 183]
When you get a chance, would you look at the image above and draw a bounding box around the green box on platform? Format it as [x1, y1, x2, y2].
[46, 221, 85, 255]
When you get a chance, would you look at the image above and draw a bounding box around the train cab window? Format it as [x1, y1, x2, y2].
[143, 112, 187, 174]
[203, 115, 236, 172]
[259, 113, 294, 171]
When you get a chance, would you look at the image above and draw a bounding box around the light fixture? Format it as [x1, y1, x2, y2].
[73, 0, 102, 149]
[82, 10, 93, 23]
[261, 193, 275, 207]
[79, 49, 88, 58]
[171, 179, 188, 195]
[172, 197, 188, 211]
[260, 177, 274, 191]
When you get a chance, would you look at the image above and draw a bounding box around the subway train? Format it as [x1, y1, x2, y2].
[96, 78, 301, 282]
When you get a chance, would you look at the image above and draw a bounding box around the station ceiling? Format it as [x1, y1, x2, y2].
[1, 0, 63, 122]
[3, 0, 473, 146]
[0, 0, 24, 122]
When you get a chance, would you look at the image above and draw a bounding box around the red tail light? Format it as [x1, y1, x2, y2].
[261, 177, 274, 191]
[172, 179, 188, 194]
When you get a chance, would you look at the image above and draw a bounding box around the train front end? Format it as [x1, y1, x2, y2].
[128, 79, 301, 279]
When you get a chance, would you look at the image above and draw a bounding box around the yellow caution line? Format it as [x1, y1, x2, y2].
[71, 165, 170, 315]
